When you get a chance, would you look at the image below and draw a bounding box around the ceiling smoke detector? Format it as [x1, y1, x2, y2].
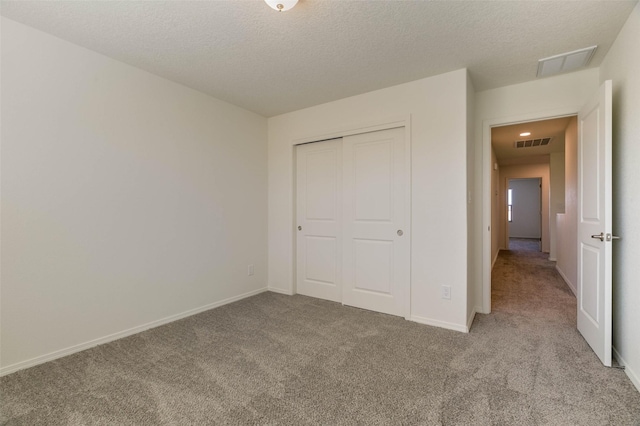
[537, 46, 597, 78]
[514, 137, 553, 148]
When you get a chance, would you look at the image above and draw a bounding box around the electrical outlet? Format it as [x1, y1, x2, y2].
[442, 285, 451, 300]
[247, 264, 254, 276]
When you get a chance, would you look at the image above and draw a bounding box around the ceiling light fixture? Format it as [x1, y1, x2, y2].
[265, 0, 298, 12]
[520, 132, 531, 137]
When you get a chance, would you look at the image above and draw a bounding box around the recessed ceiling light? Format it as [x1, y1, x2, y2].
[520, 132, 531, 137]
[537, 46, 597, 78]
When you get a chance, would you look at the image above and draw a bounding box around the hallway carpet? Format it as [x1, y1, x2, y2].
[508, 237, 541, 252]
[2, 252, 639, 425]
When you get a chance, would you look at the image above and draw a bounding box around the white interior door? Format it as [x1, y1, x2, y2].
[296, 140, 342, 302]
[342, 127, 409, 317]
[577, 80, 613, 367]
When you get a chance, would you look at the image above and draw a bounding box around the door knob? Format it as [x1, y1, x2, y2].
[591, 232, 621, 242]
[397, 230, 403, 236]
[298, 226, 302, 231]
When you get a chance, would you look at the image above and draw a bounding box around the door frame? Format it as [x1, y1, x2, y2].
[292, 115, 412, 319]
[482, 108, 579, 313]
[504, 177, 543, 251]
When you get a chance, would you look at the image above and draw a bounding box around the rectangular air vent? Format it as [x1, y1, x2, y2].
[514, 137, 552, 148]
[537, 46, 597, 78]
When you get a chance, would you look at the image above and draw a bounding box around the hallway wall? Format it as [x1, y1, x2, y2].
[549, 151, 566, 260]
[490, 148, 500, 266]
[556, 116, 578, 294]
[499, 163, 550, 252]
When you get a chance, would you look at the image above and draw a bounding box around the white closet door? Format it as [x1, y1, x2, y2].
[342, 127, 409, 317]
[296, 140, 342, 302]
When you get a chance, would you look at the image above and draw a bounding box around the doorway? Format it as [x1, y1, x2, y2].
[507, 178, 542, 252]
[486, 115, 577, 310]
[482, 82, 613, 367]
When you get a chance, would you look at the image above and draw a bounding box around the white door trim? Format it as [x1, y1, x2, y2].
[481, 108, 580, 314]
[292, 116, 412, 319]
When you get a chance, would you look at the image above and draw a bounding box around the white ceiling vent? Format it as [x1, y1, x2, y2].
[514, 137, 552, 149]
[537, 46, 597, 78]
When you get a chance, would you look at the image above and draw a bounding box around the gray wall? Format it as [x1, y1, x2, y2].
[508, 178, 541, 239]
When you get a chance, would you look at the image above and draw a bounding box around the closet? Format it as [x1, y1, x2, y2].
[295, 127, 409, 317]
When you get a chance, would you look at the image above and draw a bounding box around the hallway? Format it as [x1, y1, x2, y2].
[486, 248, 640, 423]
[493, 246, 572, 319]
[508, 237, 541, 252]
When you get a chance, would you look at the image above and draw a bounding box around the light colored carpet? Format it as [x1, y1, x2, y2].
[1, 250, 639, 425]
[509, 237, 541, 252]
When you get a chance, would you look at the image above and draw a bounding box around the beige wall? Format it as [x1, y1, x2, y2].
[268, 69, 472, 331]
[499, 164, 550, 251]
[599, 2, 640, 391]
[490, 148, 500, 266]
[549, 151, 566, 260]
[556, 116, 578, 294]
[1, 18, 268, 373]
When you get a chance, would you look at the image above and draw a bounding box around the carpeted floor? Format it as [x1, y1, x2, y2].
[1, 251, 639, 425]
[509, 237, 541, 252]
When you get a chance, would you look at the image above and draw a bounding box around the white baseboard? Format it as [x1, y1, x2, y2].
[267, 287, 294, 296]
[411, 315, 468, 333]
[555, 265, 576, 296]
[492, 250, 500, 269]
[548, 257, 557, 261]
[0, 287, 268, 377]
[466, 308, 477, 332]
[613, 346, 640, 393]
[473, 306, 491, 317]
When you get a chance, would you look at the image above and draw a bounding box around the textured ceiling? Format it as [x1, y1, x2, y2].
[492, 116, 574, 165]
[1, 1, 636, 117]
